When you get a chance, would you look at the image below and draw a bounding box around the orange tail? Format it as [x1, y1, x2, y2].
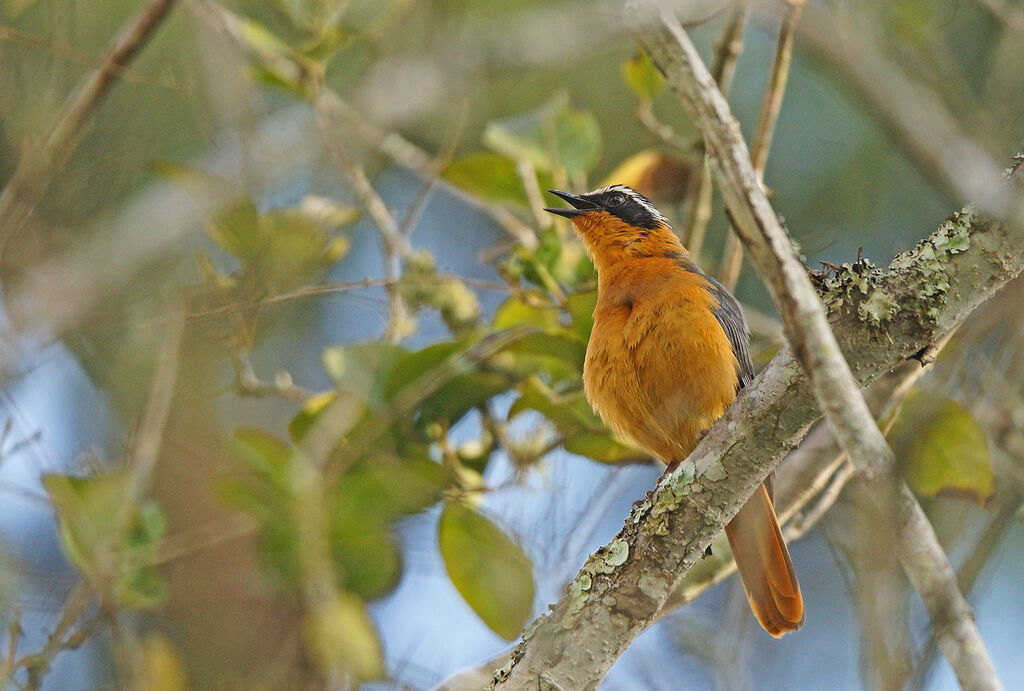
[724, 483, 804, 637]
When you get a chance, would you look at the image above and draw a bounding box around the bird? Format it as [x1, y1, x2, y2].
[545, 184, 804, 637]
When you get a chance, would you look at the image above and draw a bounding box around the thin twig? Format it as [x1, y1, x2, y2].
[15, 583, 92, 689]
[0, 0, 180, 259]
[683, 0, 749, 257]
[784, 460, 853, 540]
[639, 7, 1002, 689]
[126, 301, 185, 507]
[795, 6, 1017, 225]
[312, 90, 414, 343]
[718, 0, 806, 290]
[911, 493, 1024, 690]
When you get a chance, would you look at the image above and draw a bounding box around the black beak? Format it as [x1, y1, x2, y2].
[544, 189, 600, 219]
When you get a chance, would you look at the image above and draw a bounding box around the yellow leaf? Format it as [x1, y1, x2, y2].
[889, 391, 994, 505]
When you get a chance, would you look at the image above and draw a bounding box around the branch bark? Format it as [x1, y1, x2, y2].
[491, 4, 1021, 689]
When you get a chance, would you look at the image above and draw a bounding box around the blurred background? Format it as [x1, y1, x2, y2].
[0, 0, 1023, 688]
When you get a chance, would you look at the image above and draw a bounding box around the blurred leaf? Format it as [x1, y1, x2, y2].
[207, 198, 262, 260]
[332, 523, 402, 599]
[483, 92, 601, 176]
[418, 372, 510, 426]
[500, 332, 586, 380]
[305, 593, 385, 680]
[554, 103, 602, 177]
[321, 343, 408, 407]
[886, 0, 939, 47]
[493, 294, 559, 331]
[622, 52, 665, 101]
[43, 471, 167, 609]
[333, 457, 445, 524]
[3, 0, 40, 18]
[139, 633, 190, 691]
[564, 431, 647, 464]
[509, 376, 600, 431]
[438, 502, 534, 639]
[255, 209, 348, 289]
[232, 427, 292, 479]
[444, 153, 531, 207]
[297, 24, 354, 61]
[566, 290, 598, 341]
[289, 390, 339, 443]
[889, 391, 994, 505]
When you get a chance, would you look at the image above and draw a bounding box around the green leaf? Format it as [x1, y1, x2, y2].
[564, 431, 647, 464]
[439, 502, 535, 640]
[43, 471, 167, 609]
[554, 104, 602, 177]
[255, 209, 346, 289]
[567, 290, 598, 341]
[499, 332, 586, 381]
[44, 471, 129, 578]
[482, 92, 601, 176]
[332, 524, 402, 599]
[492, 295, 560, 331]
[889, 391, 994, 505]
[207, 198, 261, 259]
[417, 371, 511, 425]
[509, 377, 601, 432]
[232, 427, 292, 479]
[622, 52, 665, 101]
[288, 390, 339, 443]
[304, 593, 386, 680]
[444, 153, 532, 207]
[320, 343, 409, 407]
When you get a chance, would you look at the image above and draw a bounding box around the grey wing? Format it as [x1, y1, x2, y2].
[705, 276, 755, 390]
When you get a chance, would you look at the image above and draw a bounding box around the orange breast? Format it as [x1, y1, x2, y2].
[583, 260, 739, 465]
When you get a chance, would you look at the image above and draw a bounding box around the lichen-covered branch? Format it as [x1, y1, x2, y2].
[491, 7, 1021, 691]
[638, 6, 1001, 689]
[492, 201, 1020, 690]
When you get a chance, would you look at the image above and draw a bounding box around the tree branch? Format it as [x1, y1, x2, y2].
[491, 4, 1021, 688]
[718, 0, 805, 290]
[640, 6, 1001, 689]
[0, 0, 180, 259]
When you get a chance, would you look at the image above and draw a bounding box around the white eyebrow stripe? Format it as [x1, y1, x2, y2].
[589, 184, 669, 226]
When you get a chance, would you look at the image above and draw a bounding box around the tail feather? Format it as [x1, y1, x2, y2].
[724, 483, 804, 637]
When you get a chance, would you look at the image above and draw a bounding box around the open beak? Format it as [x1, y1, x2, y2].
[544, 189, 600, 219]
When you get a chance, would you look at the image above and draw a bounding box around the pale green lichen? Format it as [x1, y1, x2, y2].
[646, 461, 697, 535]
[562, 572, 593, 628]
[632, 499, 652, 524]
[702, 457, 727, 482]
[605, 538, 629, 566]
[816, 205, 977, 331]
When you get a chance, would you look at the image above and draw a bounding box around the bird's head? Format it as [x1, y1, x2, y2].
[545, 185, 682, 269]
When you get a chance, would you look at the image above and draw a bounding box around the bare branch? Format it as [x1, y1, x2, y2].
[718, 0, 806, 289]
[683, 0, 749, 257]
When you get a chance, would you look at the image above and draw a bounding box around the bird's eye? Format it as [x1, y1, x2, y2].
[607, 193, 626, 206]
